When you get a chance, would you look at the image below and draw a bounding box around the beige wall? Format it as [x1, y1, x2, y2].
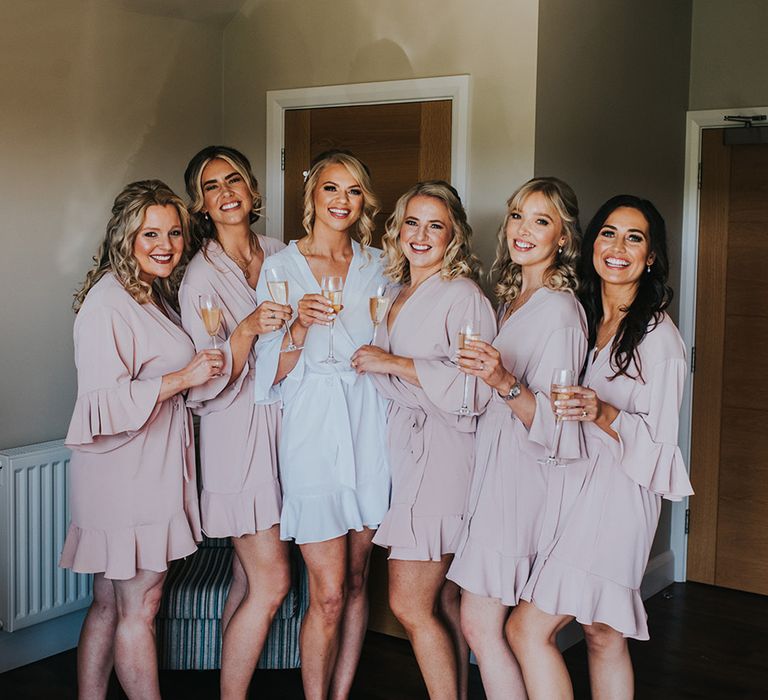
[221, 0, 540, 267]
[690, 0, 768, 110]
[0, 0, 222, 449]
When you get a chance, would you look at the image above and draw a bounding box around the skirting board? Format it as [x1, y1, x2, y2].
[0, 608, 87, 673]
[556, 549, 676, 651]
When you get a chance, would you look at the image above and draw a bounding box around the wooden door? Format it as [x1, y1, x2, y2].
[687, 128, 768, 595]
[282, 99, 452, 638]
[283, 100, 452, 247]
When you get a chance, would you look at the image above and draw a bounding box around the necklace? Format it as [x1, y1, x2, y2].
[222, 247, 255, 279]
[596, 314, 623, 352]
[508, 286, 541, 314]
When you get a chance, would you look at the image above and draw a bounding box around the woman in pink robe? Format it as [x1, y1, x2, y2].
[507, 195, 694, 699]
[60, 180, 223, 700]
[447, 177, 586, 700]
[179, 146, 292, 699]
[352, 181, 496, 700]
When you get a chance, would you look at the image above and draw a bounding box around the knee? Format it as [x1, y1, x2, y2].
[311, 584, 346, 625]
[389, 590, 430, 631]
[265, 570, 292, 612]
[505, 609, 547, 657]
[346, 567, 368, 600]
[583, 623, 624, 657]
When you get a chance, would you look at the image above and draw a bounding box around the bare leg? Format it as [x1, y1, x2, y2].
[582, 622, 634, 700]
[221, 526, 291, 700]
[439, 578, 470, 700]
[222, 550, 247, 633]
[299, 536, 348, 700]
[77, 573, 117, 700]
[330, 527, 376, 700]
[111, 569, 167, 700]
[460, 591, 526, 700]
[389, 556, 458, 700]
[506, 600, 574, 700]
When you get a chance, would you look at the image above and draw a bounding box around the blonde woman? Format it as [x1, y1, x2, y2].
[179, 146, 291, 699]
[446, 177, 587, 700]
[60, 180, 221, 699]
[351, 181, 496, 700]
[253, 150, 390, 700]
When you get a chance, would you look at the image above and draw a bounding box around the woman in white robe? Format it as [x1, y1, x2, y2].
[254, 150, 390, 700]
[508, 195, 694, 699]
[352, 181, 495, 700]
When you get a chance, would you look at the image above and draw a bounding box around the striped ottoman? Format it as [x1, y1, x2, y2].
[156, 537, 309, 670]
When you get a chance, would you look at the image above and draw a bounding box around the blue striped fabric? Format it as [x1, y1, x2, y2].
[157, 538, 309, 670]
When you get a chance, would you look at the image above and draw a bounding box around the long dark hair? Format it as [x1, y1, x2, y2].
[580, 194, 673, 380]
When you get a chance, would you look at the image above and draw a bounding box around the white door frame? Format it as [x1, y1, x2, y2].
[265, 75, 471, 241]
[674, 105, 768, 581]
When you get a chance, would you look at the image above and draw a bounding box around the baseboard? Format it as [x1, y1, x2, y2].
[0, 609, 86, 673]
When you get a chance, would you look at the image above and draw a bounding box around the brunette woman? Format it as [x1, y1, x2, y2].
[253, 150, 390, 700]
[447, 177, 587, 700]
[60, 180, 221, 699]
[351, 181, 496, 700]
[508, 195, 694, 699]
[178, 146, 292, 699]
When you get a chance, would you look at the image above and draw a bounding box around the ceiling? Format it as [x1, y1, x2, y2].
[116, 0, 246, 26]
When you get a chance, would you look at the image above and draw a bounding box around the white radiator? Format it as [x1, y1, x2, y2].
[0, 440, 91, 633]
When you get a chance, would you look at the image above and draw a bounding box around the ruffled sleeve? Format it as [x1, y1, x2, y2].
[609, 358, 694, 501]
[65, 305, 161, 452]
[178, 279, 250, 415]
[413, 287, 497, 422]
[527, 326, 588, 460]
[252, 266, 288, 405]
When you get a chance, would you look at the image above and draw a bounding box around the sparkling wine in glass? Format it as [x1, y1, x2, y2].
[320, 274, 344, 364]
[199, 294, 222, 349]
[265, 267, 301, 352]
[368, 285, 388, 344]
[457, 318, 481, 416]
[539, 368, 577, 466]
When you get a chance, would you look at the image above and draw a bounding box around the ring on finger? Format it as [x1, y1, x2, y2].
[581, 409, 588, 418]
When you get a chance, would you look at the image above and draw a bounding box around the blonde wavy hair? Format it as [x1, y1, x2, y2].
[301, 150, 380, 251]
[382, 181, 481, 285]
[184, 145, 263, 256]
[73, 180, 191, 313]
[491, 177, 581, 305]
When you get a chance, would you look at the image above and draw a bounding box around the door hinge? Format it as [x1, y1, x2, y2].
[690, 345, 696, 374]
[281, 148, 285, 172]
[697, 162, 702, 190]
[685, 508, 690, 534]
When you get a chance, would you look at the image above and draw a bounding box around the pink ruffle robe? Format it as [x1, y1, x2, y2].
[370, 275, 497, 561]
[521, 314, 694, 640]
[253, 241, 391, 544]
[447, 289, 588, 602]
[59, 273, 202, 580]
[179, 236, 285, 537]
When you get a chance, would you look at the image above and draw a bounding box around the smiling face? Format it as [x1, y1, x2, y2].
[311, 163, 364, 235]
[398, 195, 453, 279]
[592, 206, 655, 289]
[132, 204, 184, 285]
[200, 157, 254, 228]
[505, 191, 565, 279]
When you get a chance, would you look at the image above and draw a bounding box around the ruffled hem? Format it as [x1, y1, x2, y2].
[280, 488, 373, 544]
[374, 511, 463, 562]
[65, 378, 162, 450]
[447, 536, 533, 606]
[58, 510, 199, 581]
[521, 555, 649, 640]
[201, 479, 282, 538]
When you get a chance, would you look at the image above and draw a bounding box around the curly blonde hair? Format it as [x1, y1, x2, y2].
[183, 145, 263, 256]
[382, 181, 481, 285]
[491, 177, 581, 305]
[73, 180, 190, 313]
[301, 150, 380, 251]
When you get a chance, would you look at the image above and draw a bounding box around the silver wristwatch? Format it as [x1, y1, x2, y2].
[498, 379, 522, 401]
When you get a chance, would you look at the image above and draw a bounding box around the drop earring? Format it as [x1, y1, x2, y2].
[646, 264, 651, 273]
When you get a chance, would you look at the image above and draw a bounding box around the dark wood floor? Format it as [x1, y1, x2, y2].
[1, 582, 766, 699]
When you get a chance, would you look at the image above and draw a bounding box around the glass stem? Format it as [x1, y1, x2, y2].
[328, 320, 335, 360]
[211, 335, 218, 350]
[461, 373, 471, 412]
[285, 321, 295, 349]
[370, 323, 378, 345]
[549, 417, 564, 461]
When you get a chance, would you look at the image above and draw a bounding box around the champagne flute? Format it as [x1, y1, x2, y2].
[320, 274, 344, 364]
[539, 368, 577, 466]
[199, 294, 222, 349]
[265, 267, 301, 352]
[368, 284, 388, 344]
[457, 318, 481, 416]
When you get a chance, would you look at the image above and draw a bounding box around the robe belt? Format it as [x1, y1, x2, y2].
[173, 394, 194, 484]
